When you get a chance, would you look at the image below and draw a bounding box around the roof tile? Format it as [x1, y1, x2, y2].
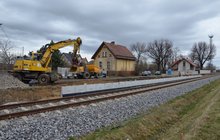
[92, 42, 136, 61]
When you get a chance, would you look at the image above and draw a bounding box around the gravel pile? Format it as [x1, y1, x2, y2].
[0, 73, 28, 89]
[0, 76, 220, 140]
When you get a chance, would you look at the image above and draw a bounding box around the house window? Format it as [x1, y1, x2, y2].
[183, 61, 186, 67]
[107, 61, 110, 70]
[109, 54, 112, 57]
[98, 55, 100, 58]
[190, 64, 194, 70]
[99, 61, 102, 68]
[102, 51, 107, 57]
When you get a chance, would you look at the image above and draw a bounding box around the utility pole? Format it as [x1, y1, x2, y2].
[208, 34, 214, 47]
[0, 23, 2, 38]
[208, 34, 214, 69]
[22, 46, 24, 56]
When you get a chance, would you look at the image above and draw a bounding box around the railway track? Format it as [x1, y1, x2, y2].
[0, 76, 212, 121]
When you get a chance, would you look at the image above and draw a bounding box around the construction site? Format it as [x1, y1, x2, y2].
[1, 1, 220, 140]
[0, 35, 219, 140]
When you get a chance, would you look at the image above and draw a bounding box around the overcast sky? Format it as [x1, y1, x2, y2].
[0, 0, 220, 68]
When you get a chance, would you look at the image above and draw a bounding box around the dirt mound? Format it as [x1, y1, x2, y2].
[0, 73, 29, 89]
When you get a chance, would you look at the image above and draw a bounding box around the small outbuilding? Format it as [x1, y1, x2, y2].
[91, 41, 136, 76]
[171, 57, 198, 75]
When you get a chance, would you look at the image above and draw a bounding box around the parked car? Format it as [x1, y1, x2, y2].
[99, 73, 107, 78]
[155, 71, 161, 75]
[141, 71, 151, 76]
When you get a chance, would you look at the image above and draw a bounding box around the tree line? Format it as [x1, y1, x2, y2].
[0, 40, 16, 64]
[0, 39, 217, 73]
[130, 39, 216, 74]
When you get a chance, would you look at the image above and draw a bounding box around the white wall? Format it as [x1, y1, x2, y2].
[200, 70, 211, 74]
[177, 60, 196, 75]
[61, 75, 202, 96]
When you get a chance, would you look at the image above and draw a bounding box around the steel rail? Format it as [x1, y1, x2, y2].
[0, 76, 212, 120]
[0, 77, 202, 110]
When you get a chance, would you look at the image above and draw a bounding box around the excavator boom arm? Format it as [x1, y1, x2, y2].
[40, 37, 82, 67]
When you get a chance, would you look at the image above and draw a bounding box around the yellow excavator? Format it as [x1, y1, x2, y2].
[11, 37, 83, 84]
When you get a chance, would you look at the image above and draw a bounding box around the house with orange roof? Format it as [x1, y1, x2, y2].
[91, 41, 136, 76]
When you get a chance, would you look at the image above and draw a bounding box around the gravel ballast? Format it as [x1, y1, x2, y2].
[0, 73, 28, 89]
[0, 76, 220, 140]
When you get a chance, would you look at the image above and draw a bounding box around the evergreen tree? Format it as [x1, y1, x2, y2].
[51, 50, 65, 71]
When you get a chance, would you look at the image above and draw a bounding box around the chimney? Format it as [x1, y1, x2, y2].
[111, 41, 115, 44]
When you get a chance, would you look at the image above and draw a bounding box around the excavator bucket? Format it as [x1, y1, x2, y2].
[70, 65, 78, 72]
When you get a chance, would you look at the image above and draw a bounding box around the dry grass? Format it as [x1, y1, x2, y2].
[80, 79, 220, 140]
[0, 86, 60, 104]
[0, 78, 115, 104]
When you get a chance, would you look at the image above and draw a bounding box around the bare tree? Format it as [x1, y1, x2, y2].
[0, 40, 16, 64]
[130, 42, 147, 65]
[130, 42, 147, 74]
[190, 42, 216, 70]
[166, 47, 181, 68]
[138, 60, 148, 72]
[172, 47, 181, 61]
[146, 39, 173, 72]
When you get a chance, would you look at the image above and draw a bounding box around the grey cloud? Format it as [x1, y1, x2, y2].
[0, 0, 220, 66]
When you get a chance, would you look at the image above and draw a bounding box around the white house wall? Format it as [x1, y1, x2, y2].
[177, 61, 196, 75]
